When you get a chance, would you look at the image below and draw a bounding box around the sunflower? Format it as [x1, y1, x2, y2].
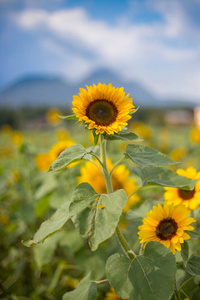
[35, 153, 51, 172]
[105, 287, 123, 300]
[72, 83, 135, 135]
[46, 108, 62, 125]
[138, 203, 195, 254]
[164, 167, 200, 210]
[78, 159, 140, 212]
[190, 127, 200, 143]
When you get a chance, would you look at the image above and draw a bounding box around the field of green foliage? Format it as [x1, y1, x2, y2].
[1, 110, 200, 300]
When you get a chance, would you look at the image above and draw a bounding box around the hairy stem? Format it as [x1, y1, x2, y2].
[100, 134, 135, 260]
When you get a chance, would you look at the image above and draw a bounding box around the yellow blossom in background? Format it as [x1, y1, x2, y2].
[0, 146, 13, 158]
[6, 169, 20, 186]
[72, 83, 135, 135]
[190, 127, 200, 143]
[46, 108, 62, 126]
[1, 124, 12, 136]
[169, 147, 188, 162]
[49, 140, 75, 163]
[138, 203, 195, 254]
[55, 127, 70, 140]
[158, 128, 170, 153]
[164, 167, 200, 210]
[49, 140, 79, 169]
[35, 153, 51, 172]
[11, 131, 23, 146]
[0, 215, 9, 226]
[78, 159, 140, 212]
[130, 121, 152, 140]
[105, 287, 123, 300]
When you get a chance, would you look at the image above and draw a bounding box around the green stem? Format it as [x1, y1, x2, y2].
[89, 152, 103, 167]
[100, 134, 135, 260]
[127, 186, 143, 200]
[179, 276, 195, 292]
[174, 282, 181, 300]
[109, 157, 125, 176]
[100, 135, 113, 194]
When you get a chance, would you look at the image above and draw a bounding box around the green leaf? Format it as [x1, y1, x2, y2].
[133, 166, 197, 190]
[125, 144, 177, 165]
[104, 131, 142, 141]
[22, 201, 70, 247]
[186, 256, 200, 276]
[106, 241, 176, 300]
[69, 183, 127, 251]
[33, 234, 59, 269]
[48, 144, 87, 172]
[181, 241, 189, 266]
[57, 114, 78, 120]
[62, 273, 97, 300]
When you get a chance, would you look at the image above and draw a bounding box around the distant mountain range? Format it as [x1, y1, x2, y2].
[0, 69, 198, 108]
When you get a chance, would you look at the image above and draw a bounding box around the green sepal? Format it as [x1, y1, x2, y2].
[129, 106, 140, 115]
[57, 114, 78, 120]
[92, 131, 99, 145]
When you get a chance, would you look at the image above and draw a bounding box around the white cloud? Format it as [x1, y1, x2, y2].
[12, 5, 200, 100]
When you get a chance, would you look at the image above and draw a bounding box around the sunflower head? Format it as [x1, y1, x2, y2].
[164, 166, 200, 210]
[72, 83, 135, 135]
[138, 203, 196, 254]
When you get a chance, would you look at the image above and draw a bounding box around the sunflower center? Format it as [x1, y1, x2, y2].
[86, 99, 118, 126]
[156, 217, 178, 240]
[178, 188, 195, 200]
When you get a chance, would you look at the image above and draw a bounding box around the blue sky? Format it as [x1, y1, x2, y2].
[1, 0, 200, 101]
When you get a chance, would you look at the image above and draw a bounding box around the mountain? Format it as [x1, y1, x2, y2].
[0, 69, 197, 108]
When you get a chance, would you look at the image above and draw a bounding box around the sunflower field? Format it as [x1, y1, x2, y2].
[1, 83, 200, 300]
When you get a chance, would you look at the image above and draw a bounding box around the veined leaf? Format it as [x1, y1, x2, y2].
[133, 166, 197, 190]
[22, 201, 70, 247]
[186, 256, 200, 276]
[48, 144, 87, 172]
[106, 241, 176, 300]
[69, 183, 127, 251]
[104, 131, 142, 141]
[62, 273, 97, 300]
[125, 144, 177, 165]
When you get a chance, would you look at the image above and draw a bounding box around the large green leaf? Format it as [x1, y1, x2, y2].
[48, 144, 87, 172]
[106, 241, 176, 300]
[133, 166, 197, 190]
[104, 131, 142, 141]
[62, 273, 97, 300]
[22, 201, 70, 247]
[125, 144, 176, 165]
[186, 256, 200, 276]
[69, 183, 127, 251]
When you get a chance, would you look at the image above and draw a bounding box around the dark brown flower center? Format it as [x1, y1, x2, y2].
[178, 188, 195, 200]
[86, 99, 118, 126]
[156, 217, 178, 240]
